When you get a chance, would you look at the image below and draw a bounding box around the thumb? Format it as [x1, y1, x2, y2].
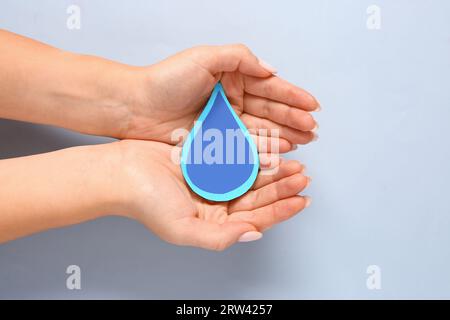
[171, 218, 262, 251]
[189, 44, 276, 77]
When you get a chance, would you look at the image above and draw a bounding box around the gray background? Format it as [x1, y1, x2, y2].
[0, 0, 449, 299]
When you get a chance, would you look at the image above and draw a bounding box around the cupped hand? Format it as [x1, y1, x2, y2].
[126, 44, 320, 152]
[114, 139, 311, 251]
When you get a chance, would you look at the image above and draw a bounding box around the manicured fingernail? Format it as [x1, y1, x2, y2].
[305, 176, 312, 188]
[312, 124, 319, 133]
[238, 231, 263, 242]
[291, 144, 298, 151]
[312, 133, 319, 141]
[258, 58, 277, 74]
[304, 196, 312, 208]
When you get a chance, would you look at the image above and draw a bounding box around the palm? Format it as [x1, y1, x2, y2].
[122, 140, 309, 250]
[128, 46, 318, 151]
[133, 64, 246, 143]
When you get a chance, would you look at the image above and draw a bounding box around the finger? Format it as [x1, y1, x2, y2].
[250, 134, 292, 153]
[171, 217, 259, 251]
[244, 94, 317, 131]
[189, 44, 274, 78]
[230, 173, 310, 212]
[253, 160, 304, 190]
[230, 196, 310, 231]
[244, 75, 319, 111]
[242, 113, 316, 145]
[259, 153, 280, 169]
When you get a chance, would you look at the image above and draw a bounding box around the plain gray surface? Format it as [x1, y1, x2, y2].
[0, 0, 450, 299]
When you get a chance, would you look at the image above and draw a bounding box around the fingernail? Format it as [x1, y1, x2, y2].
[305, 176, 312, 188]
[258, 58, 277, 74]
[304, 196, 312, 208]
[312, 124, 319, 133]
[301, 165, 307, 174]
[314, 105, 321, 112]
[312, 133, 319, 141]
[238, 231, 263, 242]
[291, 144, 298, 151]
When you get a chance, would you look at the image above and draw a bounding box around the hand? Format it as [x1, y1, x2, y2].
[0, 139, 310, 246]
[114, 140, 311, 251]
[0, 31, 319, 150]
[126, 44, 320, 152]
[0, 32, 316, 246]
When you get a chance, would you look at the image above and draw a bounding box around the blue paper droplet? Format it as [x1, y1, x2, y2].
[181, 82, 259, 202]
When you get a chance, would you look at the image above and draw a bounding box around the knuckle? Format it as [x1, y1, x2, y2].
[241, 194, 256, 210]
[262, 99, 272, 118]
[252, 191, 262, 208]
[211, 241, 228, 252]
[211, 235, 232, 251]
[263, 81, 274, 96]
[286, 86, 298, 100]
[233, 43, 251, 54]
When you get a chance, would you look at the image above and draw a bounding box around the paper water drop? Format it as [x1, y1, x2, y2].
[181, 82, 259, 202]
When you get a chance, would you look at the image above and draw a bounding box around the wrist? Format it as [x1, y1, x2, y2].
[82, 142, 131, 218]
[58, 52, 147, 139]
[101, 140, 162, 221]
